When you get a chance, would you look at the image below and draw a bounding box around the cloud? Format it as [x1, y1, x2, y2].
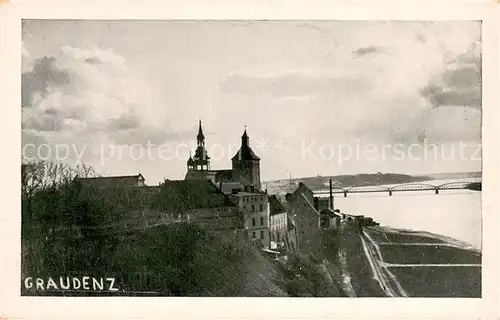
[107, 110, 142, 131]
[217, 29, 482, 147]
[22, 56, 71, 108]
[219, 71, 373, 99]
[22, 41, 30, 57]
[22, 109, 63, 131]
[387, 106, 481, 145]
[21, 44, 186, 164]
[84, 57, 102, 65]
[20, 21, 482, 179]
[420, 42, 481, 109]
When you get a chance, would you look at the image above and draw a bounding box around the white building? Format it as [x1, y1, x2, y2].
[269, 195, 287, 250]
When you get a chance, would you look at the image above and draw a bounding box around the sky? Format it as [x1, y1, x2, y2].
[21, 20, 482, 184]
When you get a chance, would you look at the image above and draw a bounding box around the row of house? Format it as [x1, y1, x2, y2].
[284, 182, 344, 258]
[77, 174, 345, 259]
[75, 121, 348, 258]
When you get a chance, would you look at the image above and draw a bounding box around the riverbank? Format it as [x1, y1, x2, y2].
[329, 221, 482, 297]
[333, 189, 481, 251]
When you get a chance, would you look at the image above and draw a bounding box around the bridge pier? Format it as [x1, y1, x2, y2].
[389, 190, 392, 196]
[344, 191, 347, 197]
[435, 189, 439, 194]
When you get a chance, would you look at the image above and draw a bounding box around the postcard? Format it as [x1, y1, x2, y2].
[1, 1, 499, 319]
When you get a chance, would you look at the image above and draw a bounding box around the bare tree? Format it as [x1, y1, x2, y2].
[74, 162, 98, 179]
[45, 162, 68, 188]
[21, 161, 48, 226]
[24, 161, 99, 192]
[22, 160, 99, 221]
[21, 161, 47, 198]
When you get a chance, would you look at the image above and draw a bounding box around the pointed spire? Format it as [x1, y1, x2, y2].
[241, 126, 249, 146]
[187, 151, 194, 165]
[232, 125, 260, 161]
[197, 120, 205, 144]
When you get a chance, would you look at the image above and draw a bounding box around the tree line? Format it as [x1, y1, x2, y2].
[21, 161, 141, 280]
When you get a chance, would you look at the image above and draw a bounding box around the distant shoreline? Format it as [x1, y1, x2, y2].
[263, 172, 482, 195]
[265, 171, 481, 184]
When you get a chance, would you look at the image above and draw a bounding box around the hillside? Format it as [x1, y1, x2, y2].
[23, 222, 342, 296]
[21, 181, 343, 296]
[264, 173, 433, 195]
[421, 171, 482, 180]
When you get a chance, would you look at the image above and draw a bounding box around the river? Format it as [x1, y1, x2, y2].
[333, 188, 482, 251]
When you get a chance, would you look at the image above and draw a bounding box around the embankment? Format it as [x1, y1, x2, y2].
[23, 222, 343, 296]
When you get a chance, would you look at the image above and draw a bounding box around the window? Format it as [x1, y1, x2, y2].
[260, 230, 264, 239]
[260, 204, 263, 211]
[277, 233, 280, 242]
[260, 217, 264, 226]
[252, 218, 255, 227]
[252, 205, 255, 211]
[252, 231, 256, 239]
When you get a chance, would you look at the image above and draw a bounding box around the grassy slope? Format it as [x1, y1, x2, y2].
[23, 222, 342, 296]
[113, 223, 343, 296]
[22, 184, 344, 297]
[388, 266, 481, 297]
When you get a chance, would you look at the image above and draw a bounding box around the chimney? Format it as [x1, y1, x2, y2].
[329, 178, 334, 210]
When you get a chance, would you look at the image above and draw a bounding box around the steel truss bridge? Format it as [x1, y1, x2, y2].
[312, 179, 481, 197]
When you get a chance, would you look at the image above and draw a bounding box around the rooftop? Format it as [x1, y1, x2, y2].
[231, 128, 260, 161]
[214, 169, 233, 181]
[161, 179, 236, 211]
[269, 195, 286, 216]
[231, 145, 260, 161]
[75, 174, 145, 187]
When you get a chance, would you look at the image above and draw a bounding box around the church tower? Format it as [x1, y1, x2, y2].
[187, 120, 210, 171]
[231, 128, 261, 190]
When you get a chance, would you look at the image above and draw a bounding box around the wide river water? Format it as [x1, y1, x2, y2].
[333, 190, 482, 250]
[329, 179, 482, 250]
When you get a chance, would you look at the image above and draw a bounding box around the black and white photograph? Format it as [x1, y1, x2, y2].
[19, 18, 484, 298]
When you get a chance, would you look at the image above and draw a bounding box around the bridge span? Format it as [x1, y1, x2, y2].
[312, 178, 481, 197]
